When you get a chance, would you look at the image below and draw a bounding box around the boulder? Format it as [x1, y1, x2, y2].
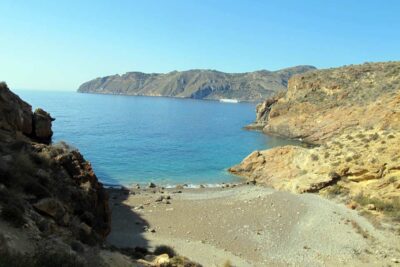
[153, 254, 170, 265]
[33, 198, 65, 220]
[33, 108, 54, 142]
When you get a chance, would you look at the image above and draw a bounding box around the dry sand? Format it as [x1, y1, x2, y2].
[107, 184, 400, 267]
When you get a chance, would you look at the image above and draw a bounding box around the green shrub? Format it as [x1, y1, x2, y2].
[23, 181, 51, 199]
[14, 153, 35, 175]
[154, 245, 176, 257]
[0, 192, 26, 227]
[0, 249, 33, 267]
[326, 184, 349, 197]
[1, 204, 25, 227]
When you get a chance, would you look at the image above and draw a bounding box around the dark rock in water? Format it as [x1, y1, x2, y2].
[148, 182, 156, 188]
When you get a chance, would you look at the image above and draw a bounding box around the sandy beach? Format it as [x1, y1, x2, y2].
[107, 184, 400, 267]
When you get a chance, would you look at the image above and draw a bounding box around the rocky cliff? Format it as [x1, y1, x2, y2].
[251, 62, 400, 142]
[0, 82, 200, 267]
[0, 82, 111, 265]
[230, 61, 400, 224]
[77, 66, 316, 101]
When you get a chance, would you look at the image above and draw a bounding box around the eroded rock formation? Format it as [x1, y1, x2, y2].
[231, 61, 400, 221]
[0, 82, 111, 262]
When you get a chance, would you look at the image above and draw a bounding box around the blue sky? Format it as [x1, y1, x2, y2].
[1, 0, 399, 90]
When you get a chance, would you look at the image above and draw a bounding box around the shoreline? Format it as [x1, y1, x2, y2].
[106, 184, 400, 266]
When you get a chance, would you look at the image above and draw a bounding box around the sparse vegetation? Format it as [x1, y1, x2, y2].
[154, 245, 177, 257]
[350, 220, 370, 239]
[326, 184, 349, 197]
[0, 190, 26, 227]
[354, 194, 400, 221]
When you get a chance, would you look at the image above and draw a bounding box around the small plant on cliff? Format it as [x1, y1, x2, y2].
[0, 234, 32, 267]
[310, 154, 319, 161]
[0, 204, 26, 227]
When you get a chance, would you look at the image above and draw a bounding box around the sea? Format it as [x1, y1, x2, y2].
[16, 90, 299, 187]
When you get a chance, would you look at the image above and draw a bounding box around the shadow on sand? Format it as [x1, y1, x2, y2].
[105, 187, 151, 254]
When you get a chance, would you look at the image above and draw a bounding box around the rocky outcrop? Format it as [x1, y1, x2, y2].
[0, 82, 54, 143]
[33, 108, 54, 142]
[253, 62, 400, 143]
[78, 66, 316, 101]
[0, 82, 33, 135]
[232, 61, 400, 221]
[0, 83, 111, 249]
[230, 127, 400, 199]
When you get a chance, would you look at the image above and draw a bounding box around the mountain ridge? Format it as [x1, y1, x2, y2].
[77, 65, 316, 101]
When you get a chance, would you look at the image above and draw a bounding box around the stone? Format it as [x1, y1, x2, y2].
[175, 185, 184, 190]
[148, 182, 156, 188]
[71, 240, 85, 253]
[33, 198, 65, 220]
[155, 196, 164, 202]
[153, 254, 170, 265]
[346, 202, 357, 210]
[79, 222, 92, 236]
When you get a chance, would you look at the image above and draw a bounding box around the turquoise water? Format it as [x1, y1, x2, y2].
[16, 90, 298, 186]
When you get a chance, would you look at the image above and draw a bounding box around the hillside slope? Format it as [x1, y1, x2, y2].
[230, 61, 400, 226]
[77, 66, 316, 101]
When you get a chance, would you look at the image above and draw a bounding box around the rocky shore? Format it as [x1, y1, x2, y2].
[230, 61, 400, 231]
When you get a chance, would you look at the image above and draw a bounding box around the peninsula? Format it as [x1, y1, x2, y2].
[77, 66, 316, 101]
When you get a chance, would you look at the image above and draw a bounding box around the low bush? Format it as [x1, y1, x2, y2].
[354, 194, 400, 221]
[326, 184, 349, 197]
[0, 191, 26, 227]
[154, 245, 176, 257]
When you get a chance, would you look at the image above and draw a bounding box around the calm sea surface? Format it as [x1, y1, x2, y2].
[16, 90, 298, 186]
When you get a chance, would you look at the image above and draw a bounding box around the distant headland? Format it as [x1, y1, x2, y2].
[77, 66, 316, 101]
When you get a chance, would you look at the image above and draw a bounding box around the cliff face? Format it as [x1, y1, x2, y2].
[253, 62, 400, 143]
[231, 62, 400, 223]
[0, 82, 111, 262]
[77, 66, 316, 101]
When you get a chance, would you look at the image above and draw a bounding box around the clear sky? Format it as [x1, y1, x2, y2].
[1, 0, 399, 90]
